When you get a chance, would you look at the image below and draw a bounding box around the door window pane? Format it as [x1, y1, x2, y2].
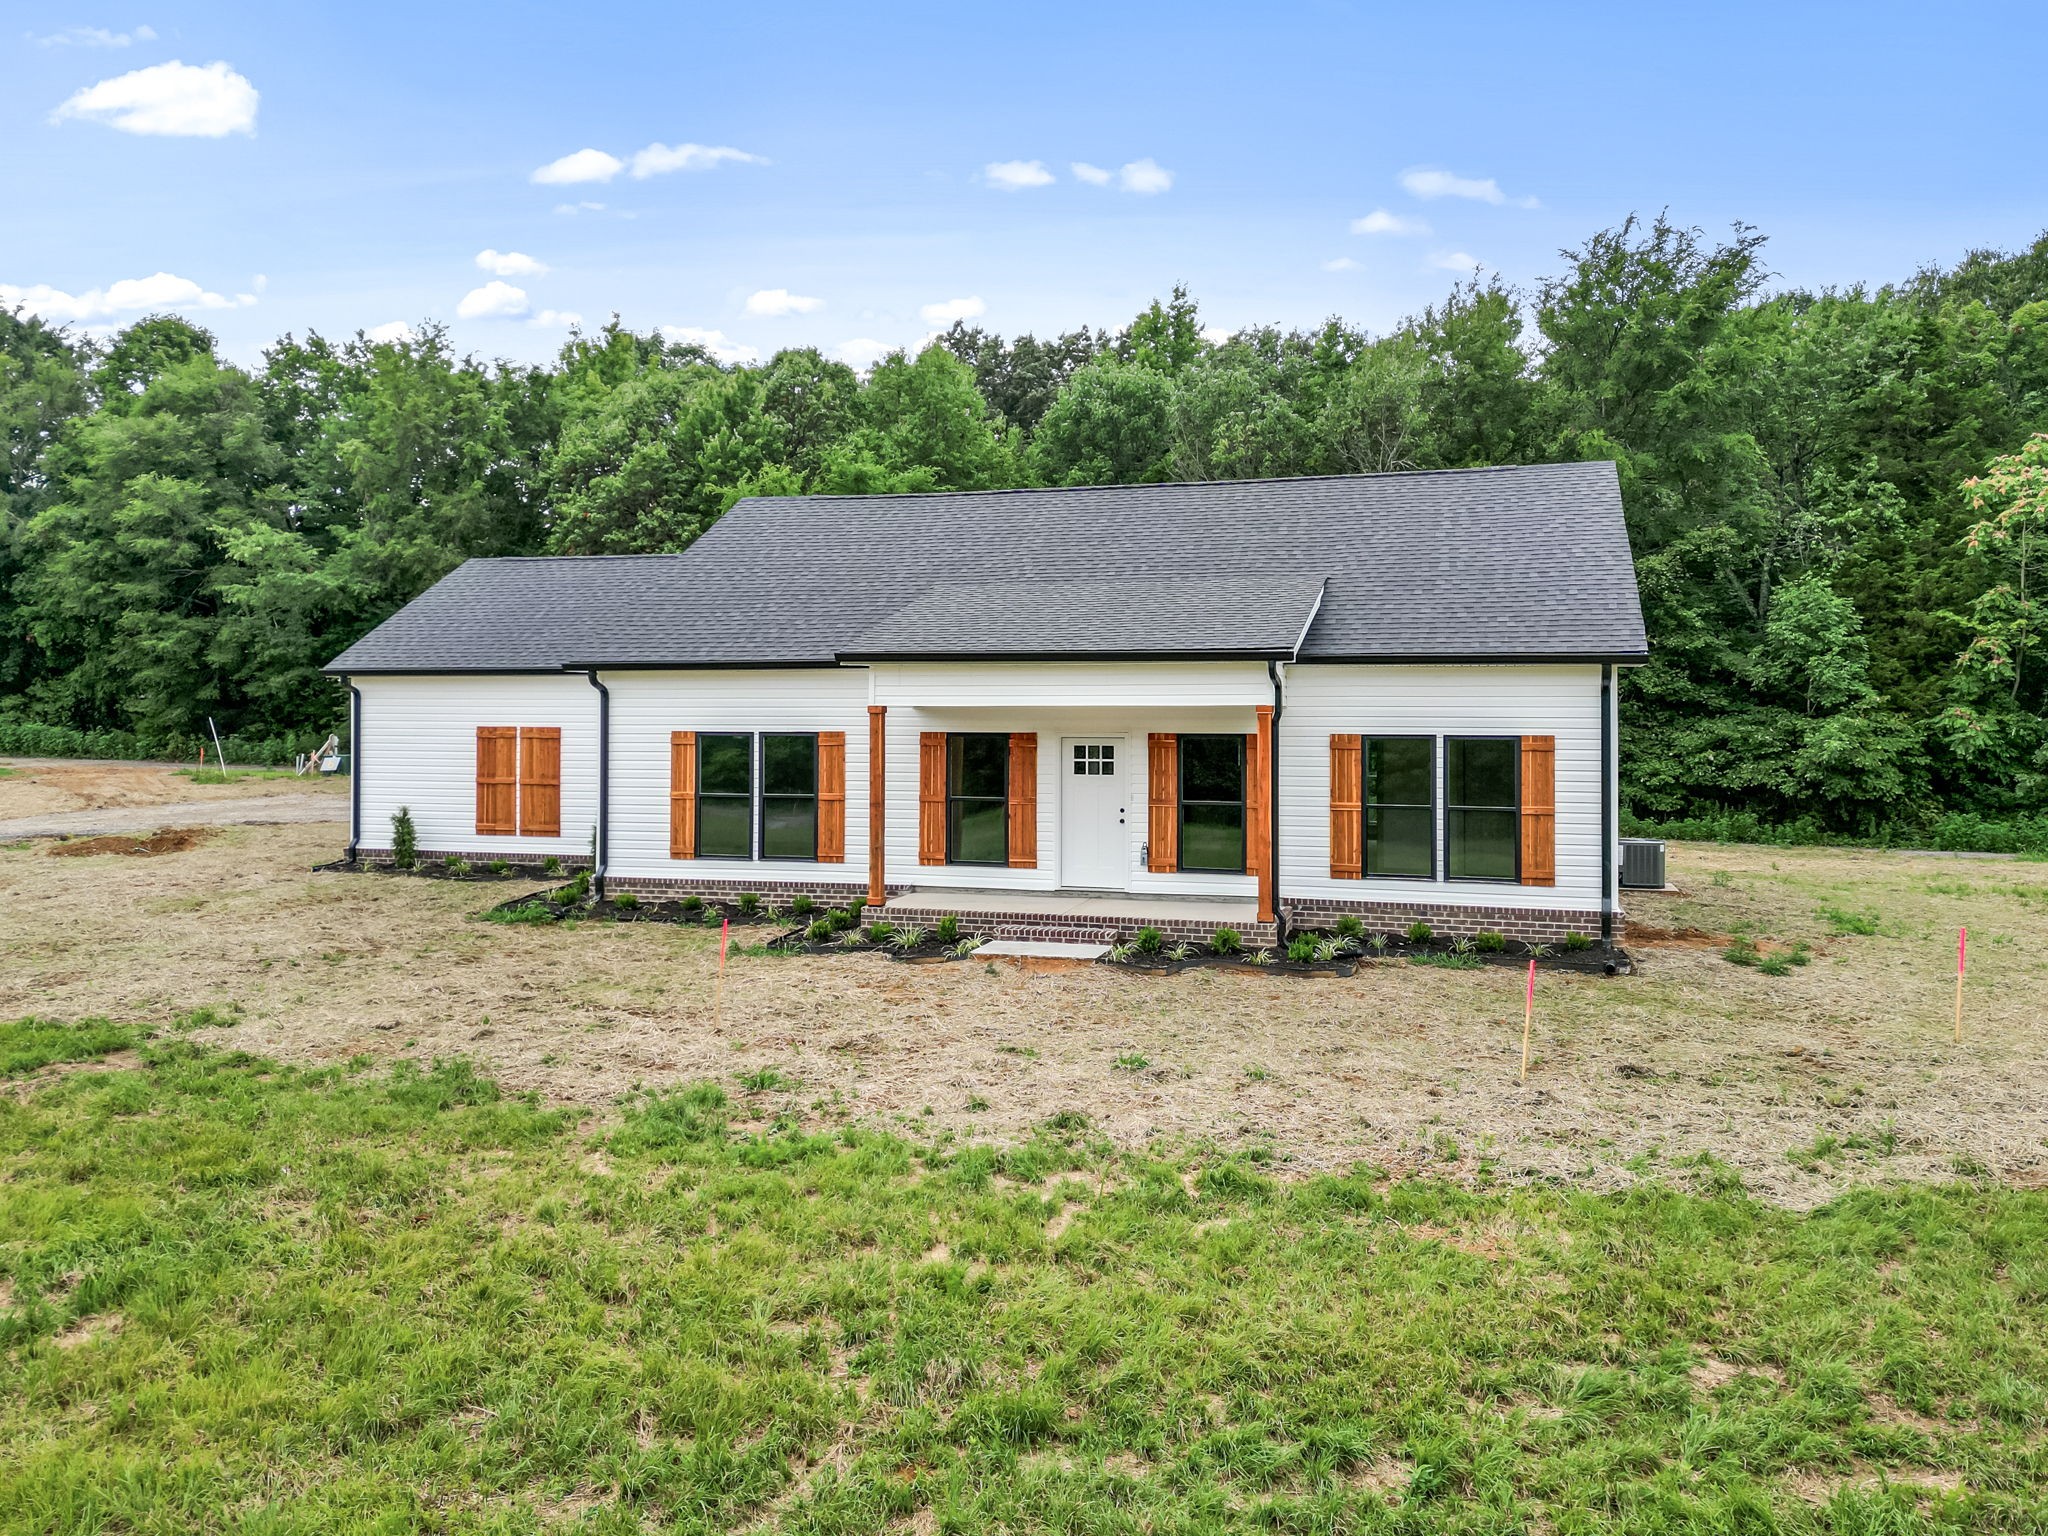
[1445, 737, 1518, 881]
[1364, 737, 1434, 878]
[947, 734, 1008, 864]
[761, 734, 816, 860]
[697, 733, 753, 858]
[1178, 735, 1245, 873]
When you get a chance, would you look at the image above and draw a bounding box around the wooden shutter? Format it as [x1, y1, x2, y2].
[1007, 733, 1037, 869]
[817, 731, 847, 862]
[1330, 733, 1362, 879]
[669, 731, 697, 859]
[518, 727, 561, 837]
[1520, 734, 1556, 887]
[1245, 730, 1266, 885]
[1146, 733, 1178, 873]
[918, 732, 947, 865]
[476, 727, 517, 836]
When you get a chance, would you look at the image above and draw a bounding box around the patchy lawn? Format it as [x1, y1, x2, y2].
[3, 1020, 2044, 1534]
[0, 755, 345, 823]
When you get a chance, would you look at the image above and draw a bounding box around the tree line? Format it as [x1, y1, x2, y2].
[2, 214, 2044, 842]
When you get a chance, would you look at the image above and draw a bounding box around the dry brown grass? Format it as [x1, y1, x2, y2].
[2, 822, 2045, 1207]
[0, 757, 344, 822]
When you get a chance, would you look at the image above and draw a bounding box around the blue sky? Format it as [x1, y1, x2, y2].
[6, 0, 2044, 368]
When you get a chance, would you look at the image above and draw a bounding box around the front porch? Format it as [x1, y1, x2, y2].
[883, 886, 1275, 948]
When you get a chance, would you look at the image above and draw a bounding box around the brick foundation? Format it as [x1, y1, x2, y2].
[1282, 893, 1622, 946]
[885, 902, 1279, 949]
[604, 872, 891, 906]
[357, 845, 590, 874]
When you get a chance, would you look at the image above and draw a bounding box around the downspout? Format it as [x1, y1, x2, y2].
[584, 670, 610, 899]
[1268, 659, 1286, 942]
[345, 681, 362, 864]
[1600, 663, 1614, 952]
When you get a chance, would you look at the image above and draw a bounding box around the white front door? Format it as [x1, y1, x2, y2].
[1059, 737, 1129, 890]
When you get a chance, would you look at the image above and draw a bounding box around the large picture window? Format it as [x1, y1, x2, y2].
[947, 734, 1009, 864]
[761, 734, 818, 860]
[1365, 736, 1435, 878]
[1445, 736, 1519, 881]
[1179, 734, 1245, 873]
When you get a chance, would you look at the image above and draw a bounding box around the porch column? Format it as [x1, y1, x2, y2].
[1254, 704, 1276, 924]
[867, 704, 887, 907]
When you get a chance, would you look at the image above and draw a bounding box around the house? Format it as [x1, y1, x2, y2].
[324, 463, 1647, 948]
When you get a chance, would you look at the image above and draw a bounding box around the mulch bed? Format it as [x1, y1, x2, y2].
[49, 828, 211, 858]
[318, 857, 565, 883]
[1103, 927, 1631, 977]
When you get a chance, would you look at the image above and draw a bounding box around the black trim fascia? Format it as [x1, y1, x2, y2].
[1601, 663, 1615, 951]
[584, 671, 609, 899]
[345, 682, 362, 863]
[1293, 652, 1650, 666]
[319, 666, 579, 678]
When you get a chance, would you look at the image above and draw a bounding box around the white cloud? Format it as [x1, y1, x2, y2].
[1351, 208, 1429, 236]
[833, 338, 897, 370]
[530, 148, 624, 185]
[744, 288, 822, 317]
[1398, 167, 1535, 207]
[252, 273, 268, 293]
[36, 24, 157, 46]
[365, 321, 415, 344]
[1200, 325, 1232, 345]
[1070, 161, 1111, 186]
[475, 248, 548, 277]
[1429, 251, 1484, 271]
[52, 59, 258, 137]
[629, 142, 766, 178]
[552, 201, 605, 215]
[983, 159, 1054, 191]
[1118, 158, 1173, 195]
[660, 325, 759, 365]
[0, 270, 254, 321]
[529, 309, 583, 329]
[1321, 256, 1360, 272]
[918, 295, 986, 325]
[456, 280, 528, 319]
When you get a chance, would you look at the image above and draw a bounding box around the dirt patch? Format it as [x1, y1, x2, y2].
[1345, 1456, 1412, 1500]
[0, 756, 345, 822]
[1627, 925, 1729, 948]
[48, 828, 210, 858]
[52, 1313, 124, 1349]
[1689, 1356, 1786, 1392]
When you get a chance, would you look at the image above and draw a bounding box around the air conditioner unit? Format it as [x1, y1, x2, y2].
[1619, 838, 1666, 890]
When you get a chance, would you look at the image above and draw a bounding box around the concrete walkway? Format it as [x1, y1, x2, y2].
[0, 794, 346, 841]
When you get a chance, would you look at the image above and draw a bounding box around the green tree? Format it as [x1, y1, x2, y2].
[1027, 359, 1176, 485]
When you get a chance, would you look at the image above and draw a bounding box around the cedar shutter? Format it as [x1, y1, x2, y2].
[817, 731, 847, 862]
[918, 732, 947, 865]
[669, 731, 697, 858]
[1146, 733, 1178, 873]
[518, 727, 561, 837]
[476, 727, 517, 836]
[1245, 730, 1265, 885]
[1007, 733, 1037, 869]
[1520, 734, 1556, 887]
[1329, 733, 1362, 879]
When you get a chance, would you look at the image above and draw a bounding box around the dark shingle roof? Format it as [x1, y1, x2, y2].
[325, 462, 1646, 673]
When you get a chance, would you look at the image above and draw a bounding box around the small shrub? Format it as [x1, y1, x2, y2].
[737, 892, 762, 916]
[1243, 948, 1275, 966]
[951, 936, 984, 958]
[487, 858, 512, 877]
[1367, 932, 1389, 953]
[936, 913, 961, 943]
[829, 909, 857, 934]
[790, 894, 816, 916]
[541, 854, 564, 877]
[1167, 942, 1193, 961]
[612, 891, 639, 910]
[833, 928, 865, 948]
[1103, 941, 1135, 963]
[442, 856, 472, 877]
[556, 869, 591, 904]
[391, 806, 417, 870]
[1758, 953, 1793, 976]
[1336, 914, 1364, 939]
[1406, 920, 1434, 945]
[1450, 936, 1475, 956]
[1525, 942, 1554, 958]
[863, 920, 895, 944]
[1133, 926, 1165, 954]
[1563, 931, 1592, 951]
[1722, 934, 1761, 967]
[1209, 926, 1242, 955]
[681, 894, 704, 914]
[1286, 934, 1319, 964]
[807, 918, 835, 943]
[845, 899, 867, 919]
[1313, 937, 1345, 963]
[1473, 930, 1507, 952]
[889, 925, 927, 951]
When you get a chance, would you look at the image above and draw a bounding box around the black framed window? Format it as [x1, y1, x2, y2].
[1445, 736, 1519, 881]
[1365, 736, 1436, 878]
[761, 734, 817, 861]
[697, 733, 753, 860]
[947, 734, 1008, 864]
[1179, 734, 1245, 873]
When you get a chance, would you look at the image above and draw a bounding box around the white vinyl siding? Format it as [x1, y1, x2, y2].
[1277, 662, 1606, 910]
[605, 668, 871, 886]
[353, 674, 599, 857]
[870, 660, 1273, 709]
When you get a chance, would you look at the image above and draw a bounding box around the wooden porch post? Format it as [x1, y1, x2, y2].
[1253, 704, 1276, 924]
[867, 705, 887, 907]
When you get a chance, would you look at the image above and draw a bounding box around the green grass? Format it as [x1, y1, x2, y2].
[3, 1020, 2045, 1532]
